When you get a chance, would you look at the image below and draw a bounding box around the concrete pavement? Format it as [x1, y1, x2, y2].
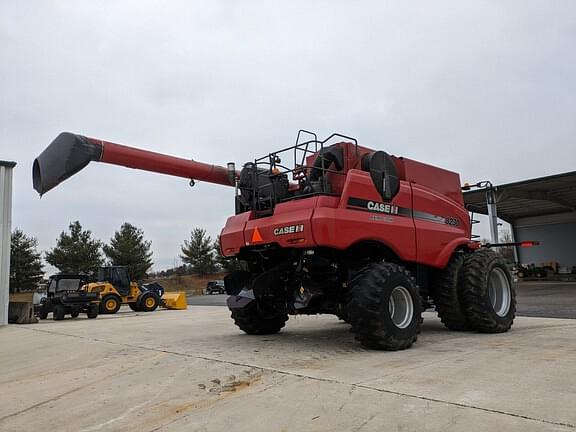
[515, 281, 576, 319]
[1, 307, 576, 431]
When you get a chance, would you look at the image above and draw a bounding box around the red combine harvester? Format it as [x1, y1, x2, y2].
[34, 131, 516, 350]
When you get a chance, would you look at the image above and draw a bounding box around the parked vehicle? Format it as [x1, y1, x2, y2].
[83, 266, 161, 314]
[205, 280, 226, 295]
[36, 274, 99, 320]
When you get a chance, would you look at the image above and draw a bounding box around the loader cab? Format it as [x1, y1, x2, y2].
[97, 266, 131, 296]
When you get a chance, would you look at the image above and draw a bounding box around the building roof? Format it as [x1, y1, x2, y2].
[463, 171, 576, 222]
[0, 161, 16, 168]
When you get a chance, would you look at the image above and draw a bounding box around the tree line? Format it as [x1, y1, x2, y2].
[12, 221, 516, 293]
[9, 222, 236, 293]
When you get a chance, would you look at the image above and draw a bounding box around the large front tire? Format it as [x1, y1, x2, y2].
[460, 249, 516, 333]
[100, 294, 122, 314]
[138, 292, 160, 312]
[230, 302, 288, 335]
[347, 262, 422, 351]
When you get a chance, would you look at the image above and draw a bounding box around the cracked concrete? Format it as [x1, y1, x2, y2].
[1, 307, 575, 431]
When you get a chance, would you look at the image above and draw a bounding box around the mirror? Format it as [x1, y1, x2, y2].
[368, 151, 400, 201]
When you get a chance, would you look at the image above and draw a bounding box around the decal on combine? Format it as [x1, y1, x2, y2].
[347, 198, 411, 217]
[367, 201, 399, 215]
[273, 224, 305, 236]
[347, 197, 459, 226]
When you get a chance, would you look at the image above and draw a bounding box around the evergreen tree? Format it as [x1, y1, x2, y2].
[9, 229, 44, 293]
[213, 236, 241, 273]
[180, 228, 216, 276]
[103, 222, 153, 280]
[45, 221, 103, 274]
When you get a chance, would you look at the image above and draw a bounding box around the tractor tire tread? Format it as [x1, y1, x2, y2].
[139, 292, 160, 312]
[230, 303, 288, 335]
[460, 249, 516, 333]
[346, 262, 422, 351]
[53, 305, 66, 321]
[87, 304, 98, 319]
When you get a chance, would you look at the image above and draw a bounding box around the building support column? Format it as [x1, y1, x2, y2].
[0, 161, 16, 326]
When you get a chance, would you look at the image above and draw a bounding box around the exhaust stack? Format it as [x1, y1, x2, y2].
[33, 132, 234, 195]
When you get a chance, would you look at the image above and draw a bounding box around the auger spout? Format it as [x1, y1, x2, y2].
[33, 132, 234, 195]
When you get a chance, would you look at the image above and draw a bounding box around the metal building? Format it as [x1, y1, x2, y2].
[464, 171, 576, 270]
[1, 161, 16, 326]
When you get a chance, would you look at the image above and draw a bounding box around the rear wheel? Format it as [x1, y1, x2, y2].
[38, 306, 49, 320]
[336, 309, 350, 323]
[128, 302, 141, 312]
[87, 303, 98, 319]
[230, 302, 288, 335]
[138, 292, 160, 312]
[100, 294, 122, 314]
[431, 253, 471, 331]
[53, 304, 66, 321]
[460, 249, 516, 333]
[347, 262, 422, 350]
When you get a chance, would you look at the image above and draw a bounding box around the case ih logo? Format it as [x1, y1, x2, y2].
[348, 197, 460, 227]
[273, 224, 304, 236]
[348, 197, 402, 216]
[367, 201, 399, 215]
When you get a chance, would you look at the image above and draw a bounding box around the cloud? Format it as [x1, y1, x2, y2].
[1, 1, 575, 270]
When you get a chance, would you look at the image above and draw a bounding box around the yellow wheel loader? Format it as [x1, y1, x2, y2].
[84, 266, 186, 314]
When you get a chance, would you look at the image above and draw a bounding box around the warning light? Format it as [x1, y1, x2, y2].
[251, 227, 263, 243]
[520, 241, 540, 248]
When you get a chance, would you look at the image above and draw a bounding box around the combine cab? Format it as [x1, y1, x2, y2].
[34, 130, 516, 350]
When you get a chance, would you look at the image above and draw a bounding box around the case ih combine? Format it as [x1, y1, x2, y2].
[34, 131, 516, 350]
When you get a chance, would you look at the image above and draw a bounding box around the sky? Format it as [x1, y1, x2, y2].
[1, 1, 575, 272]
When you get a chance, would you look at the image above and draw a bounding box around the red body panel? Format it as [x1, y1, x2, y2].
[220, 158, 472, 269]
[93, 138, 233, 186]
[400, 157, 464, 206]
[411, 183, 471, 267]
[329, 171, 416, 261]
[244, 199, 318, 249]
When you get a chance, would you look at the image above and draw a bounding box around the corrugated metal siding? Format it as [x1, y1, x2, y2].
[514, 215, 576, 268]
[0, 164, 14, 326]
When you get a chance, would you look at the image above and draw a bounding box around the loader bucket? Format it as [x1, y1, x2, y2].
[161, 292, 188, 310]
